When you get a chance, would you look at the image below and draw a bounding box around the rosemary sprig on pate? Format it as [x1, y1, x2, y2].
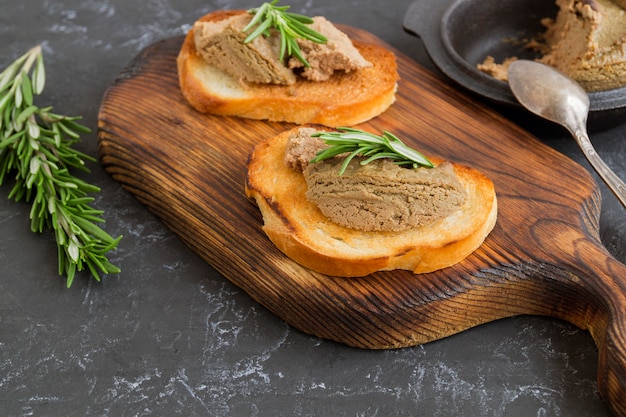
[243, 0, 328, 67]
[0, 45, 121, 287]
[311, 127, 434, 175]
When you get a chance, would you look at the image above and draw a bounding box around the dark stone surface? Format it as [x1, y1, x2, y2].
[1, 1, 622, 416]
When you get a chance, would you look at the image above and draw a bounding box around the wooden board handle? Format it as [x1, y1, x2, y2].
[488, 193, 626, 416]
[567, 233, 626, 417]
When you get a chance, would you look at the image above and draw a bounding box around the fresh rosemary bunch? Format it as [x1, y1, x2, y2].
[311, 127, 435, 175]
[243, 0, 327, 67]
[0, 45, 121, 287]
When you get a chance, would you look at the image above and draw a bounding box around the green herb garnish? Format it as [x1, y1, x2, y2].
[310, 127, 434, 175]
[0, 45, 121, 287]
[243, 0, 327, 67]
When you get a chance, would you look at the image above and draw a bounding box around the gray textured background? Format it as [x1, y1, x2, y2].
[1, 1, 624, 416]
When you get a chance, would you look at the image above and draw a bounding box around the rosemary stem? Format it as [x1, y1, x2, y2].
[0, 45, 121, 287]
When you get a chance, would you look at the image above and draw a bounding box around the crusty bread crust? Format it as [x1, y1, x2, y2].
[177, 10, 399, 126]
[245, 127, 498, 277]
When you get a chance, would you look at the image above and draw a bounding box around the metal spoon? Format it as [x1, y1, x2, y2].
[507, 59, 626, 208]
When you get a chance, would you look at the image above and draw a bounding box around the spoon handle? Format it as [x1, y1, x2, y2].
[573, 128, 626, 208]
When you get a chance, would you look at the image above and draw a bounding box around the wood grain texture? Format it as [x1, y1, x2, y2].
[97, 29, 626, 416]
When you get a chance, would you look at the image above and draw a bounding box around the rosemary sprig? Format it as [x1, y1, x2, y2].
[311, 127, 435, 175]
[0, 45, 121, 287]
[243, 0, 327, 67]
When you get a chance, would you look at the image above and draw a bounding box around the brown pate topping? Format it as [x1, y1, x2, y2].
[194, 14, 371, 86]
[285, 128, 467, 232]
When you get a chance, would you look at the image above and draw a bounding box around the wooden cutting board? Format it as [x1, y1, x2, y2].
[97, 28, 626, 416]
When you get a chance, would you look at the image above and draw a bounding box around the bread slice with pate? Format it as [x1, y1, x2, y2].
[245, 127, 498, 277]
[177, 10, 399, 126]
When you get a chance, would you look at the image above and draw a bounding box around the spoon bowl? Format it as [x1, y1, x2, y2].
[508, 60, 626, 208]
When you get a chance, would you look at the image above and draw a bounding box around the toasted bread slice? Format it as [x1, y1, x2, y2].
[245, 127, 498, 277]
[177, 10, 399, 126]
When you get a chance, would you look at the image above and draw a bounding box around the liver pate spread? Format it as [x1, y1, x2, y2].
[194, 14, 296, 85]
[284, 128, 467, 232]
[194, 13, 370, 86]
[478, 0, 626, 91]
[287, 16, 371, 82]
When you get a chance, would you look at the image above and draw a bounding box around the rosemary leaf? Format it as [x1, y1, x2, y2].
[283, 11, 314, 24]
[243, 17, 273, 44]
[32, 51, 45, 94]
[21, 72, 33, 106]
